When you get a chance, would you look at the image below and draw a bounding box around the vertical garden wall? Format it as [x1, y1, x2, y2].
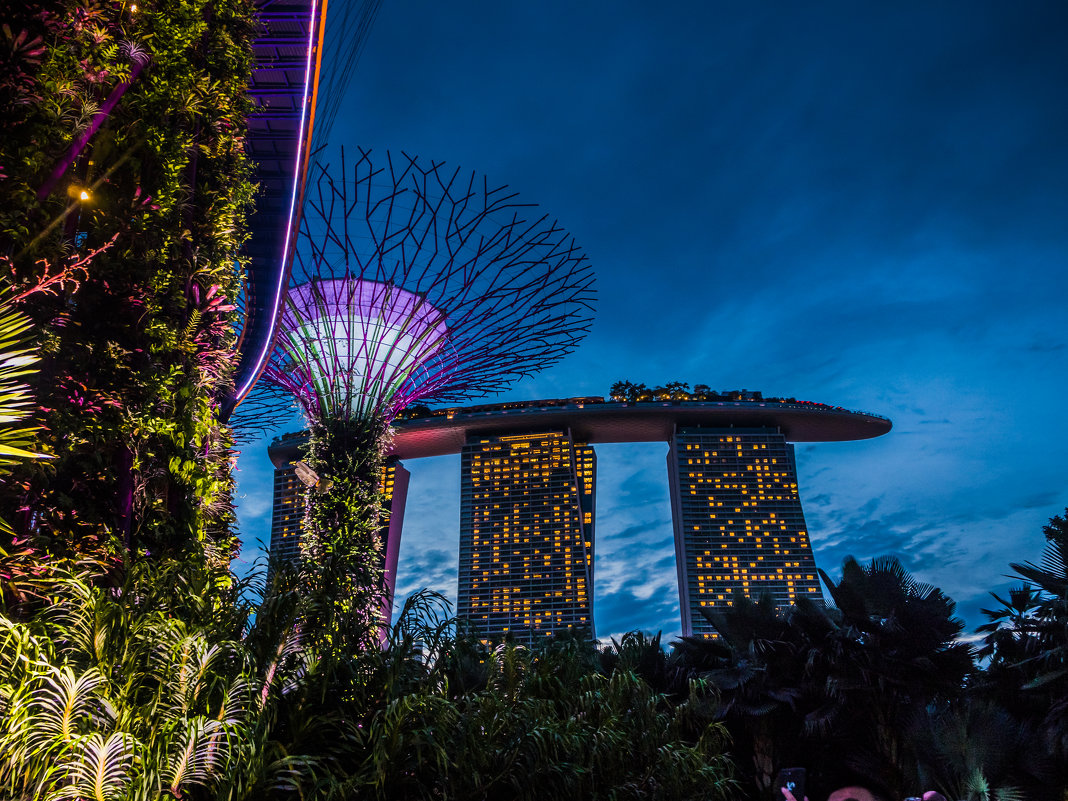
[0, 0, 257, 569]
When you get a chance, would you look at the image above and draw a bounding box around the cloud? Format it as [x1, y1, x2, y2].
[607, 523, 658, 543]
[394, 547, 457, 597]
[1018, 492, 1059, 511]
[595, 585, 680, 643]
[236, 491, 272, 521]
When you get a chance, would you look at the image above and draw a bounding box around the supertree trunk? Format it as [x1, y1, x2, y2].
[300, 415, 390, 646]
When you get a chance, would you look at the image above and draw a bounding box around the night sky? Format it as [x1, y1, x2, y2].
[234, 1, 1068, 642]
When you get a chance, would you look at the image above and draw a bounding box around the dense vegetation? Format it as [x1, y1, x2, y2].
[0, 557, 737, 799]
[674, 536, 1068, 801]
[0, 0, 255, 572]
[610, 380, 764, 402]
[608, 380, 844, 408]
[2, 522, 1066, 800]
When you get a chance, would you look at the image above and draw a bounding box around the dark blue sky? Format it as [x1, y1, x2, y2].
[235, 1, 1068, 640]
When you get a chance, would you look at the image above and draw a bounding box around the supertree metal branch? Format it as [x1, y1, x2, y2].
[262, 146, 596, 424]
[259, 148, 595, 646]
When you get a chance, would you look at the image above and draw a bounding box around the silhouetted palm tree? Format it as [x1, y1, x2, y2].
[814, 556, 974, 796]
[979, 510, 1068, 787]
[675, 558, 974, 800]
[673, 592, 829, 796]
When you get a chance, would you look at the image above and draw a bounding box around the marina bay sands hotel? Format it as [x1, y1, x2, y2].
[268, 394, 890, 641]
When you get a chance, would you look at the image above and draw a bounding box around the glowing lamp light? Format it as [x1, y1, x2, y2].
[79, 189, 90, 201]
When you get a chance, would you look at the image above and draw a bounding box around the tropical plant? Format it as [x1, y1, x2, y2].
[811, 557, 973, 795]
[0, 296, 46, 470]
[911, 699, 1056, 801]
[344, 627, 736, 801]
[675, 558, 974, 800]
[298, 414, 393, 658]
[0, 0, 256, 567]
[601, 630, 681, 694]
[0, 550, 376, 799]
[0, 561, 250, 799]
[0, 291, 54, 609]
[974, 510, 1068, 794]
[674, 591, 836, 797]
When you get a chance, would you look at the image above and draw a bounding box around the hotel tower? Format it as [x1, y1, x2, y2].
[668, 427, 821, 637]
[268, 394, 889, 639]
[457, 431, 595, 644]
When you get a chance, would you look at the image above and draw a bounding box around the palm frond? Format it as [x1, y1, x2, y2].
[0, 615, 50, 680]
[0, 296, 48, 472]
[163, 717, 229, 794]
[146, 623, 229, 716]
[26, 667, 115, 754]
[218, 676, 253, 724]
[46, 732, 139, 801]
[43, 577, 116, 663]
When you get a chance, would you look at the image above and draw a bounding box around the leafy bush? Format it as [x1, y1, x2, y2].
[0, 0, 256, 565]
[0, 560, 737, 800]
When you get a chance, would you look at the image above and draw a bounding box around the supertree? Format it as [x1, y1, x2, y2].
[260, 147, 595, 640]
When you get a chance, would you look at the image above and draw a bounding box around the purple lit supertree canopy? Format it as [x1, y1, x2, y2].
[263, 147, 595, 424]
[259, 148, 595, 643]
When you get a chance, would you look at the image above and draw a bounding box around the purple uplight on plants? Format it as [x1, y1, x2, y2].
[262, 147, 596, 424]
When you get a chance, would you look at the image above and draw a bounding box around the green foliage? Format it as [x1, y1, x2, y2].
[299, 415, 393, 657]
[0, 296, 48, 468]
[972, 509, 1068, 796]
[0, 560, 255, 799]
[667, 520, 1068, 801]
[348, 659, 734, 800]
[910, 700, 1048, 801]
[0, 0, 256, 565]
[335, 595, 736, 801]
[675, 557, 974, 799]
[0, 560, 738, 800]
[0, 291, 57, 608]
[609, 380, 765, 403]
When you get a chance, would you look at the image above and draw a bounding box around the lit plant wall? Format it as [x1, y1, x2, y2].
[0, 0, 257, 568]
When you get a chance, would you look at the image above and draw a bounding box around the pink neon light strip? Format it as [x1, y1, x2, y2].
[234, 0, 319, 403]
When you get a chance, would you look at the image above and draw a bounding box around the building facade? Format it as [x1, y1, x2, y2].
[668, 427, 821, 637]
[268, 446, 305, 565]
[457, 431, 595, 644]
